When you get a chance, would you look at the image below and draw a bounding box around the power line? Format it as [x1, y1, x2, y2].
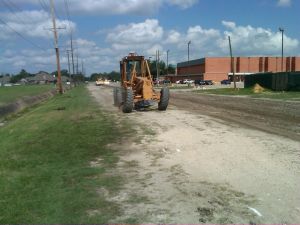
[0, 18, 47, 51]
[64, 0, 75, 75]
[64, 0, 71, 21]
[6, 0, 23, 11]
[38, 0, 50, 12]
[1, 0, 28, 27]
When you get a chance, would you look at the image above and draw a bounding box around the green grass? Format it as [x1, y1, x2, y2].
[0, 85, 55, 106]
[0, 86, 129, 223]
[168, 85, 194, 90]
[194, 88, 300, 101]
[154, 85, 193, 90]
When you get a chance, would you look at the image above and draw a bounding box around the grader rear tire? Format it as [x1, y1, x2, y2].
[158, 87, 169, 111]
[122, 88, 134, 113]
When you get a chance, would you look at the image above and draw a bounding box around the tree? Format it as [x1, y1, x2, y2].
[72, 73, 85, 82]
[89, 71, 121, 82]
[10, 69, 32, 83]
[106, 71, 120, 81]
[149, 60, 169, 77]
[90, 73, 101, 81]
[167, 64, 176, 74]
[51, 69, 69, 77]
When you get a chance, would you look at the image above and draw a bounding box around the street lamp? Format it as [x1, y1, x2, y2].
[188, 41, 191, 62]
[279, 27, 284, 72]
[167, 50, 170, 75]
[188, 41, 192, 81]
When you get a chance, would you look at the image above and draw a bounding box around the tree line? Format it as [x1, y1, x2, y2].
[2, 69, 87, 83]
[90, 60, 176, 82]
[2, 60, 176, 83]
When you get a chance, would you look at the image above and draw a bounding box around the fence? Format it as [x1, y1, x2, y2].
[244, 72, 300, 91]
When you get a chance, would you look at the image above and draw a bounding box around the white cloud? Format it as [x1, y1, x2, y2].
[16, 0, 197, 15]
[277, 0, 291, 7]
[72, 38, 116, 72]
[163, 25, 222, 60]
[167, 0, 198, 9]
[0, 48, 57, 74]
[0, 10, 75, 40]
[219, 21, 299, 55]
[1, 18, 299, 75]
[164, 30, 182, 44]
[106, 19, 164, 54]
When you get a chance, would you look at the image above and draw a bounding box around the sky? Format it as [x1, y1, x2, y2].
[0, 0, 299, 75]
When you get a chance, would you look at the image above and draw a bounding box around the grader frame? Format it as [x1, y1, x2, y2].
[114, 53, 169, 113]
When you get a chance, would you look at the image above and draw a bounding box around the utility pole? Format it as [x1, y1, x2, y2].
[228, 36, 237, 90]
[70, 33, 75, 75]
[157, 50, 160, 82]
[188, 41, 191, 62]
[188, 41, 191, 80]
[81, 59, 84, 76]
[49, 0, 63, 94]
[156, 50, 158, 84]
[167, 49, 169, 75]
[76, 54, 79, 75]
[279, 27, 284, 72]
[66, 50, 71, 79]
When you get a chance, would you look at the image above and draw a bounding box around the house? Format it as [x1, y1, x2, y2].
[27, 72, 55, 84]
[0, 76, 11, 86]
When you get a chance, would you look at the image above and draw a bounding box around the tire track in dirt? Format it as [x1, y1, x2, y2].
[171, 92, 300, 142]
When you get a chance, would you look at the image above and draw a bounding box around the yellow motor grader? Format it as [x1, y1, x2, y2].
[114, 53, 169, 113]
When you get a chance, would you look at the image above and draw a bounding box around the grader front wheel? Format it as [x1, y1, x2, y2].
[122, 88, 134, 113]
[158, 87, 170, 111]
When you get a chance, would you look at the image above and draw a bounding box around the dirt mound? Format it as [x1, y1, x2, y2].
[253, 84, 265, 93]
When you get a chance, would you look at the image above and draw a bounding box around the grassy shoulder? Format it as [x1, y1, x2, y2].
[0, 86, 127, 223]
[194, 88, 300, 101]
[154, 85, 193, 90]
[0, 85, 55, 106]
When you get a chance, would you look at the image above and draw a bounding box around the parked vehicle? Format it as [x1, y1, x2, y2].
[204, 80, 213, 85]
[183, 79, 194, 84]
[195, 80, 206, 85]
[176, 80, 183, 84]
[221, 79, 231, 85]
[162, 80, 171, 84]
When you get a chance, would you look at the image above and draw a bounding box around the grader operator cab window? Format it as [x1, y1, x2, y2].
[126, 61, 142, 81]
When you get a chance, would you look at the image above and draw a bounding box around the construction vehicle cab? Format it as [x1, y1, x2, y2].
[114, 53, 169, 113]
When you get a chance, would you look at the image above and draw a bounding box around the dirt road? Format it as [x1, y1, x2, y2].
[88, 84, 300, 224]
[171, 92, 300, 142]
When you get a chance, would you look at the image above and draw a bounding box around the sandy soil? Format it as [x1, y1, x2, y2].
[88, 84, 300, 224]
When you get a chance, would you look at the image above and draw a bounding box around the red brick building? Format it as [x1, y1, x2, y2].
[168, 57, 300, 82]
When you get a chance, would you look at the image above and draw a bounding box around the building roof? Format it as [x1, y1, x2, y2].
[28, 72, 55, 82]
[61, 76, 72, 82]
[0, 76, 11, 84]
[177, 58, 205, 68]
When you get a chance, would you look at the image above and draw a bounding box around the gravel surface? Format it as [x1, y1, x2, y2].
[88, 84, 300, 224]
